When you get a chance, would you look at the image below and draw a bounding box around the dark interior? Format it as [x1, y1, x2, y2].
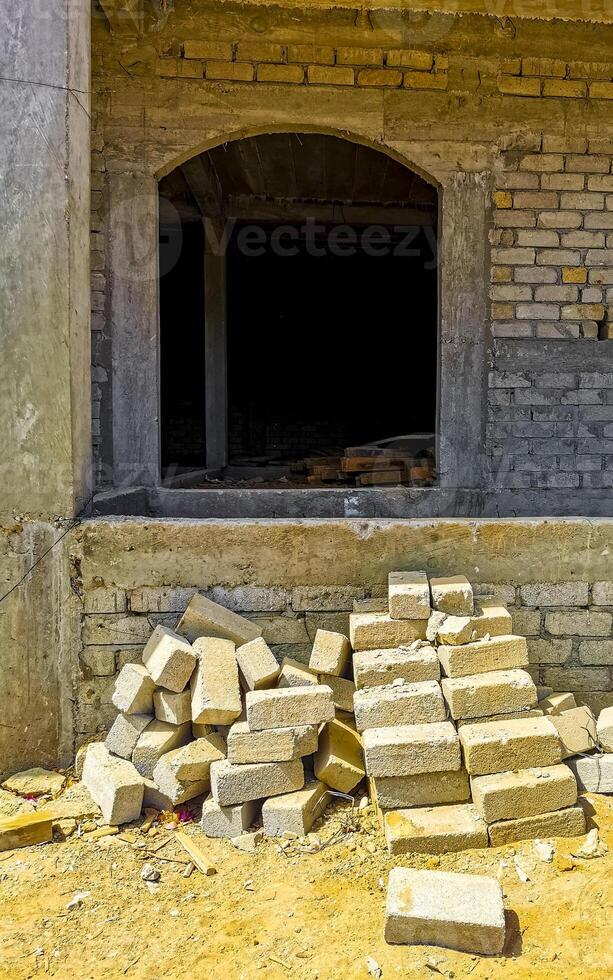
[158, 133, 439, 480]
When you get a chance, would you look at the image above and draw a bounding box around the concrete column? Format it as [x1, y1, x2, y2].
[108, 173, 160, 486]
[0, 0, 92, 519]
[438, 172, 490, 490]
[204, 236, 228, 470]
[0, 0, 91, 776]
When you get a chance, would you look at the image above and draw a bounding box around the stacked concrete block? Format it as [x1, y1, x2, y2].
[246, 685, 335, 730]
[353, 645, 440, 689]
[309, 628, 351, 676]
[349, 612, 427, 651]
[430, 576, 474, 616]
[597, 705, 613, 751]
[154, 689, 192, 725]
[436, 605, 513, 646]
[176, 593, 263, 645]
[277, 657, 318, 688]
[210, 758, 305, 807]
[142, 625, 196, 692]
[112, 663, 155, 715]
[190, 637, 242, 725]
[388, 571, 431, 620]
[82, 743, 144, 825]
[236, 637, 280, 690]
[314, 716, 365, 793]
[442, 669, 538, 721]
[353, 680, 446, 732]
[132, 720, 192, 779]
[227, 721, 318, 764]
[384, 803, 488, 855]
[261, 780, 328, 836]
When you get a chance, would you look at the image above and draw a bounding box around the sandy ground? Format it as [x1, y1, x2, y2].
[1, 791, 612, 980]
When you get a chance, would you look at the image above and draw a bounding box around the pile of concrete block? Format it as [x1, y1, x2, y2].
[356, 571, 610, 854]
[79, 577, 610, 853]
[81, 593, 366, 838]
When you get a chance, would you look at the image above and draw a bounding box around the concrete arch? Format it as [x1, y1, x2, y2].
[154, 123, 442, 192]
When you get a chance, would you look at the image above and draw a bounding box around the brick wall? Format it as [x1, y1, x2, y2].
[75, 577, 613, 743]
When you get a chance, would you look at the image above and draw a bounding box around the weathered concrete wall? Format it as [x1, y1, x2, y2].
[90, 3, 613, 502]
[69, 516, 613, 746]
[0, 1, 91, 777]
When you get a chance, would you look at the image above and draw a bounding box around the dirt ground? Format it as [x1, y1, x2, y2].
[1, 791, 612, 980]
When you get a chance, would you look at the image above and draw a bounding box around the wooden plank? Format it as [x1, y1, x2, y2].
[0, 812, 53, 852]
[175, 831, 217, 876]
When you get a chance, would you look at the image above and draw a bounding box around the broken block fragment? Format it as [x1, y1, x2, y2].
[151, 753, 210, 806]
[363, 722, 461, 778]
[459, 717, 562, 776]
[112, 663, 155, 716]
[470, 765, 577, 823]
[142, 625, 196, 692]
[227, 720, 318, 764]
[349, 612, 427, 652]
[353, 646, 440, 689]
[539, 691, 576, 715]
[277, 657, 318, 688]
[384, 803, 488, 855]
[262, 780, 328, 837]
[388, 571, 431, 621]
[82, 743, 144, 825]
[353, 680, 446, 732]
[384, 868, 505, 954]
[430, 576, 474, 616]
[313, 717, 365, 793]
[176, 593, 262, 645]
[438, 635, 528, 679]
[246, 685, 334, 731]
[210, 758, 304, 807]
[236, 636, 280, 691]
[309, 628, 351, 677]
[190, 636, 242, 725]
[442, 669, 537, 720]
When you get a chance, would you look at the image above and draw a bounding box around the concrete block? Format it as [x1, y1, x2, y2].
[374, 770, 470, 810]
[112, 663, 155, 715]
[176, 593, 262, 645]
[430, 576, 474, 616]
[190, 637, 242, 725]
[227, 720, 318, 764]
[349, 613, 427, 651]
[436, 605, 513, 646]
[82, 743, 144, 825]
[438, 635, 528, 679]
[319, 673, 355, 713]
[262, 780, 328, 837]
[163, 734, 226, 781]
[549, 706, 597, 759]
[277, 657, 318, 688]
[566, 753, 613, 792]
[236, 637, 280, 691]
[131, 721, 192, 779]
[459, 717, 562, 776]
[456, 709, 543, 728]
[363, 722, 461, 778]
[442, 669, 537, 720]
[142, 778, 174, 812]
[151, 753, 210, 805]
[309, 629, 351, 676]
[105, 712, 151, 759]
[471, 765, 578, 823]
[353, 646, 440, 689]
[597, 705, 613, 751]
[210, 758, 304, 806]
[388, 571, 431, 620]
[142, 625, 196, 693]
[488, 805, 586, 846]
[384, 868, 505, 954]
[154, 689, 192, 725]
[313, 717, 365, 793]
[384, 803, 488, 855]
[201, 795, 260, 838]
[540, 691, 577, 715]
[353, 680, 446, 732]
[246, 685, 334, 731]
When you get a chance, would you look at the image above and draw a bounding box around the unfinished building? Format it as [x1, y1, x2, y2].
[1, 0, 613, 777]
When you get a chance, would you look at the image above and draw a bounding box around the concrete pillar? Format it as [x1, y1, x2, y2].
[0, 0, 92, 519]
[108, 173, 160, 486]
[0, 0, 91, 776]
[438, 172, 490, 490]
[204, 235, 228, 470]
